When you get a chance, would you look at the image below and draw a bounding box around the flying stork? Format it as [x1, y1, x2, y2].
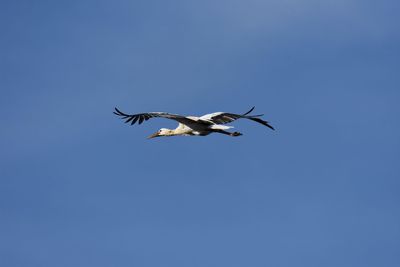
[113, 106, 274, 138]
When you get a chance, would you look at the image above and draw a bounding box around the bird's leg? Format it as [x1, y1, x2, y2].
[214, 130, 243, 137]
[231, 132, 243, 137]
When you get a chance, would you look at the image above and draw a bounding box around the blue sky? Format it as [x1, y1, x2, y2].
[1, 0, 399, 266]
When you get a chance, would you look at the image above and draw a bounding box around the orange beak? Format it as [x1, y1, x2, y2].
[147, 132, 160, 139]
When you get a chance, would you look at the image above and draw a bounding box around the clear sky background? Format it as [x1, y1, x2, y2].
[1, 0, 399, 266]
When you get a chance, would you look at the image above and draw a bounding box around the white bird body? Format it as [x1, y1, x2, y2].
[114, 107, 274, 138]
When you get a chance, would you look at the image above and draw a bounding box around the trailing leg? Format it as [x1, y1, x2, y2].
[214, 130, 243, 137]
[230, 131, 242, 137]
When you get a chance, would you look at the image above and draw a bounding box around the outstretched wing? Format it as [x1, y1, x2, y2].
[114, 107, 199, 126]
[200, 107, 275, 130]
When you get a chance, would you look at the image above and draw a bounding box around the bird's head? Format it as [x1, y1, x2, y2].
[147, 128, 173, 139]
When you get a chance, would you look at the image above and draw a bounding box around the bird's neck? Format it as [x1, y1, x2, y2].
[162, 129, 178, 136]
[167, 129, 189, 136]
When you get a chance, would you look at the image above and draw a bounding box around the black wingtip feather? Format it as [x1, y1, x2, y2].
[138, 116, 144, 124]
[267, 123, 275, 131]
[114, 107, 121, 114]
[132, 116, 140, 125]
[243, 106, 255, 116]
[250, 117, 275, 130]
[125, 116, 134, 123]
[114, 107, 130, 117]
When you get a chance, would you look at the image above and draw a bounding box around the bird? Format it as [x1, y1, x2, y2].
[113, 106, 274, 139]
